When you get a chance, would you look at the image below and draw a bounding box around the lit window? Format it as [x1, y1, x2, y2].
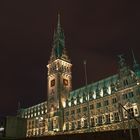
[104, 100, 109, 106]
[134, 108, 139, 116]
[41, 106, 43, 109]
[128, 108, 134, 118]
[96, 118, 98, 123]
[74, 100, 77, 105]
[90, 104, 94, 110]
[106, 114, 110, 124]
[93, 92, 96, 99]
[114, 112, 119, 122]
[68, 101, 71, 107]
[63, 101, 66, 108]
[100, 89, 103, 97]
[108, 86, 111, 94]
[96, 102, 101, 108]
[80, 97, 83, 103]
[98, 116, 102, 125]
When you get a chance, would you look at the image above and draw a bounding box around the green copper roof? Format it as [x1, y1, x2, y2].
[69, 74, 118, 99]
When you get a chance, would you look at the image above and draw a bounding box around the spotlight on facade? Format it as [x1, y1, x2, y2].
[0, 127, 4, 132]
[40, 117, 43, 121]
[137, 82, 140, 85]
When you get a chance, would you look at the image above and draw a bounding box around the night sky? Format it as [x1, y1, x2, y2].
[0, 1, 140, 116]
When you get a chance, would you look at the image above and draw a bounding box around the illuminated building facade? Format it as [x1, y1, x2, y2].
[19, 15, 140, 137]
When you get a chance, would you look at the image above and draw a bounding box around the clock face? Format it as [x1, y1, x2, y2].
[51, 79, 55, 87]
[63, 79, 68, 86]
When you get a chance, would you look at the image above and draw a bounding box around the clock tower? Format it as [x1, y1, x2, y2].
[47, 14, 72, 131]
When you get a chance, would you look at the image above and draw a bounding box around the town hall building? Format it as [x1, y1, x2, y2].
[19, 15, 140, 137]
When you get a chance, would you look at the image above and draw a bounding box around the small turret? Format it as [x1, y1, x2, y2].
[118, 54, 127, 69]
[132, 49, 140, 77]
[117, 54, 131, 88]
[50, 14, 69, 62]
[118, 54, 130, 77]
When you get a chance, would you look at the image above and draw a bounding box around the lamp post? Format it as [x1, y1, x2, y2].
[84, 60, 91, 132]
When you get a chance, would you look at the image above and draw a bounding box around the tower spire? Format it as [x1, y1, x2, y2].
[49, 13, 69, 62]
[57, 13, 61, 32]
[131, 49, 140, 77]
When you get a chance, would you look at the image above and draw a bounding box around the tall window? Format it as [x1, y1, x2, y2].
[106, 114, 110, 124]
[77, 121, 81, 129]
[114, 112, 119, 122]
[96, 102, 101, 108]
[134, 108, 138, 115]
[84, 119, 88, 128]
[112, 98, 117, 104]
[91, 118, 95, 127]
[128, 108, 134, 119]
[104, 100, 109, 106]
[98, 116, 102, 125]
[71, 122, 75, 130]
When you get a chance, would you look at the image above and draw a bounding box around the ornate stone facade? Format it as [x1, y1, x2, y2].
[19, 15, 140, 137]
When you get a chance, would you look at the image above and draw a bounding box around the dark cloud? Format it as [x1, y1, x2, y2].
[0, 0, 140, 116]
